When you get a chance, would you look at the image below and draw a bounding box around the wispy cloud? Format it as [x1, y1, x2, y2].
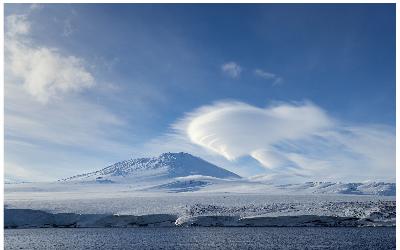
[5, 14, 30, 37]
[5, 84, 127, 149]
[221, 62, 242, 78]
[6, 14, 94, 103]
[29, 3, 42, 11]
[5, 162, 53, 182]
[62, 18, 75, 37]
[172, 101, 395, 182]
[254, 69, 283, 85]
[4, 9, 133, 180]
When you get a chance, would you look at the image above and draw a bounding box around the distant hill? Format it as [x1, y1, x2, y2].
[277, 181, 395, 196]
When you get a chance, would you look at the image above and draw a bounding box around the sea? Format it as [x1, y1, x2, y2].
[4, 227, 395, 249]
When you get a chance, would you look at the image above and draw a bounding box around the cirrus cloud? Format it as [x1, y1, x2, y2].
[221, 62, 242, 78]
[254, 69, 283, 85]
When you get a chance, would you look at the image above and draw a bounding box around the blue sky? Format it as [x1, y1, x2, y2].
[4, 4, 395, 182]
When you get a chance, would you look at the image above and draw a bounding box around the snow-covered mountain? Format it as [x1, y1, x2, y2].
[60, 152, 241, 183]
[56, 152, 395, 196]
[277, 181, 395, 196]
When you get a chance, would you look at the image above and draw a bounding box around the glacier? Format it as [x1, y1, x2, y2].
[4, 152, 396, 228]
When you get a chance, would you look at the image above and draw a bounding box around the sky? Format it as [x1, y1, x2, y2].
[4, 4, 396, 182]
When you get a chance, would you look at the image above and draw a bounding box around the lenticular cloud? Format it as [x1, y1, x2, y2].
[175, 101, 333, 163]
[173, 101, 395, 180]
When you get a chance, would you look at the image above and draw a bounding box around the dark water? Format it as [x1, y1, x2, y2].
[5, 227, 395, 249]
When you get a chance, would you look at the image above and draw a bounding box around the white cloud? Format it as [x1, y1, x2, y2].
[9, 46, 94, 103]
[6, 14, 30, 37]
[29, 3, 42, 11]
[174, 101, 332, 160]
[254, 69, 275, 79]
[4, 11, 133, 180]
[173, 101, 395, 181]
[221, 62, 242, 78]
[62, 19, 74, 37]
[254, 69, 283, 85]
[6, 14, 94, 103]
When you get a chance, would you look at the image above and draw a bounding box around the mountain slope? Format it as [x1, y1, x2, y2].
[276, 182, 395, 196]
[61, 152, 241, 183]
[57, 152, 394, 196]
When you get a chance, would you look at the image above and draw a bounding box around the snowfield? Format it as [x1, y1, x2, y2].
[5, 185, 395, 228]
[5, 153, 396, 228]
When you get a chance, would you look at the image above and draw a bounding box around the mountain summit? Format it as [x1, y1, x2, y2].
[61, 152, 240, 183]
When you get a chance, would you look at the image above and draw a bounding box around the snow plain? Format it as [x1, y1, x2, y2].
[5, 182, 395, 228]
[4, 153, 396, 228]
